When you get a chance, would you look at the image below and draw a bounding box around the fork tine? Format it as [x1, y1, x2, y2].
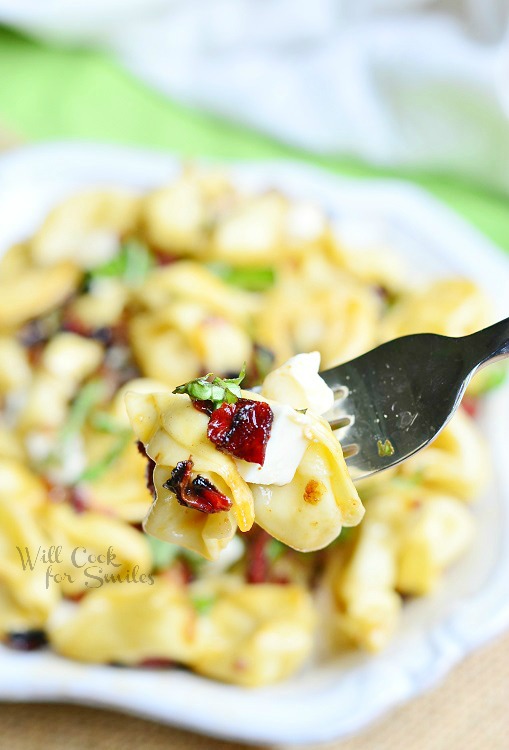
[329, 416, 353, 430]
[341, 443, 359, 458]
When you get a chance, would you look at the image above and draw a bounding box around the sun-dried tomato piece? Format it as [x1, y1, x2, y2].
[69, 486, 89, 513]
[5, 630, 48, 652]
[245, 528, 271, 584]
[191, 399, 215, 416]
[137, 658, 176, 669]
[462, 396, 479, 419]
[137, 440, 156, 498]
[207, 398, 273, 465]
[244, 527, 290, 585]
[163, 458, 232, 514]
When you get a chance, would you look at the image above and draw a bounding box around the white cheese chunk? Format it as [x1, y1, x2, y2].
[261, 351, 334, 416]
[234, 402, 309, 486]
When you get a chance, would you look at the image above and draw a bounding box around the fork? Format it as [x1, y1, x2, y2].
[320, 317, 509, 480]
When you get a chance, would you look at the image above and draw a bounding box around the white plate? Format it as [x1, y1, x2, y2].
[0, 143, 508, 746]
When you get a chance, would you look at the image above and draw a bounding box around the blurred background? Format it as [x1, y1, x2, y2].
[0, 1, 508, 749]
[0, 0, 508, 250]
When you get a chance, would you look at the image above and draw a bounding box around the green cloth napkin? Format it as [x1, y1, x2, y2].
[0, 27, 507, 252]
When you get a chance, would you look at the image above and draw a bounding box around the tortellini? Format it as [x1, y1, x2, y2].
[130, 262, 257, 385]
[0, 336, 31, 394]
[40, 503, 152, 597]
[251, 418, 364, 551]
[0, 457, 47, 511]
[127, 354, 364, 559]
[81, 437, 154, 522]
[0, 244, 80, 331]
[211, 192, 288, 265]
[129, 309, 202, 386]
[380, 278, 492, 342]
[256, 254, 380, 367]
[31, 189, 140, 268]
[330, 484, 474, 651]
[126, 390, 256, 560]
[47, 577, 315, 685]
[398, 408, 488, 501]
[187, 579, 316, 686]
[18, 332, 103, 433]
[0, 490, 60, 636]
[141, 170, 233, 257]
[48, 579, 201, 665]
[134, 261, 259, 325]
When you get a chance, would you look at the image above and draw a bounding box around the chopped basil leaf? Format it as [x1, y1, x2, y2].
[328, 526, 356, 546]
[337, 527, 354, 543]
[191, 594, 216, 616]
[145, 536, 208, 576]
[145, 536, 180, 572]
[173, 364, 247, 409]
[78, 431, 132, 482]
[90, 411, 127, 434]
[377, 438, 395, 457]
[181, 549, 207, 578]
[391, 472, 424, 489]
[251, 344, 275, 384]
[207, 263, 275, 291]
[266, 538, 287, 562]
[59, 379, 107, 444]
[469, 364, 507, 396]
[39, 379, 108, 475]
[87, 239, 153, 286]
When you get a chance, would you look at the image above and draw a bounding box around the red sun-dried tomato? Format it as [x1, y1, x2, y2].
[462, 396, 479, 419]
[207, 398, 273, 465]
[244, 527, 290, 585]
[191, 399, 215, 416]
[5, 630, 48, 652]
[137, 658, 176, 669]
[163, 458, 232, 514]
[245, 528, 271, 584]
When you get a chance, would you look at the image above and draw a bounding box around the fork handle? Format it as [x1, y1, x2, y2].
[464, 317, 509, 371]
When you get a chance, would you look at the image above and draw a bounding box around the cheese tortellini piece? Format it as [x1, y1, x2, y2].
[141, 170, 234, 258]
[380, 278, 492, 342]
[0, 336, 32, 394]
[0, 486, 60, 636]
[130, 262, 257, 386]
[251, 418, 363, 551]
[40, 503, 152, 597]
[18, 332, 103, 434]
[330, 483, 475, 651]
[398, 408, 488, 501]
[188, 578, 316, 686]
[127, 353, 364, 560]
[47, 577, 315, 686]
[127, 390, 255, 559]
[31, 189, 140, 268]
[0, 244, 80, 332]
[48, 579, 201, 665]
[256, 254, 380, 367]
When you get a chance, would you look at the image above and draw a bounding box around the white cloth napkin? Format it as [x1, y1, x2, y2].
[1, 0, 509, 193]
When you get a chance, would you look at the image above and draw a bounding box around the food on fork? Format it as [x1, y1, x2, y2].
[126, 353, 365, 560]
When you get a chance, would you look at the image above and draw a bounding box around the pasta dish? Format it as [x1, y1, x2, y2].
[0, 167, 498, 686]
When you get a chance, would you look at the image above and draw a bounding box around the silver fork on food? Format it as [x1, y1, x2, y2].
[321, 317, 509, 480]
